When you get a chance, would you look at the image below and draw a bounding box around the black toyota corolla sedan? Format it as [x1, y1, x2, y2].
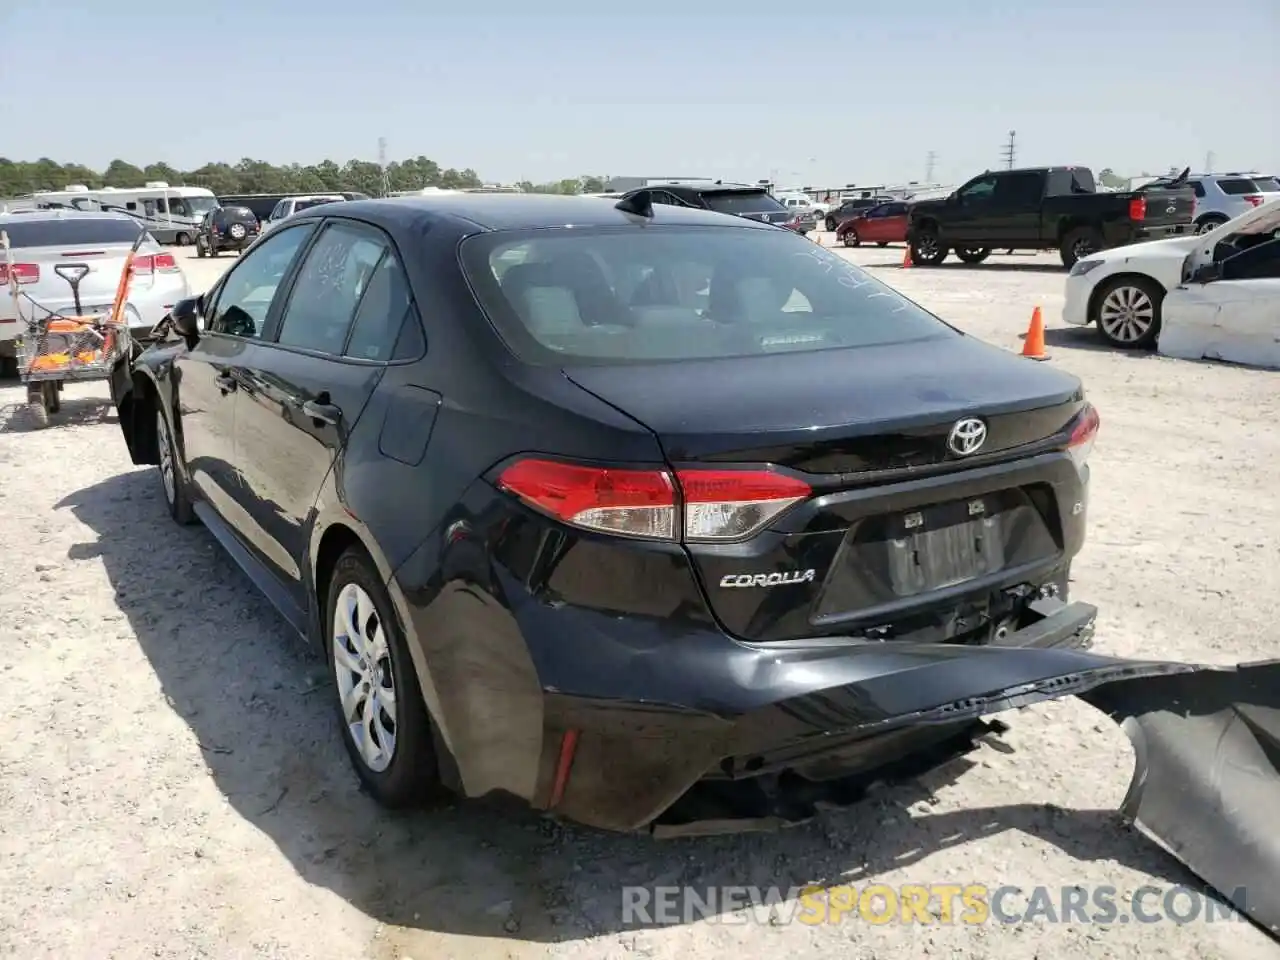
[110, 191, 1111, 834]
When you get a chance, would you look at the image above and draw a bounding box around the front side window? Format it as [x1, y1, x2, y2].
[275, 221, 389, 355]
[958, 177, 997, 202]
[207, 223, 316, 338]
[460, 225, 956, 365]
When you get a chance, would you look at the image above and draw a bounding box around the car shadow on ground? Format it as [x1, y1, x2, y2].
[1041, 326, 1162, 359]
[869, 262, 1070, 274]
[56, 468, 1196, 948]
[1, 395, 117, 431]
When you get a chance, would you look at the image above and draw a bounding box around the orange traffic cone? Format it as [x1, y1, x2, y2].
[1021, 306, 1048, 360]
[902, 245, 913, 268]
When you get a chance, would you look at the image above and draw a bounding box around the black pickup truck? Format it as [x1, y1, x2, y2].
[906, 166, 1197, 269]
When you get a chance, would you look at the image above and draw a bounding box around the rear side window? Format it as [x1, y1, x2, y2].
[1252, 177, 1280, 192]
[276, 221, 388, 355]
[0, 217, 142, 247]
[1217, 178, 1259, 195]
[701, 191, 786, 215]
[345, 251, 418, 361]
[460, 225, 955, 366]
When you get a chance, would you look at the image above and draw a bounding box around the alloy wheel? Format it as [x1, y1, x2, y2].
[1099, 285, 1155, 343]
[156, 409, 175, 505]
[332, 582, 398, 772]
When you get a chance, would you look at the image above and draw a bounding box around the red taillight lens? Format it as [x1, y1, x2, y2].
[0, 263, 39, 285]
[1128, 196, 1146, 221]
[677, 469, 812, 541]
[1244, 194, 1263, 207]
[496, 459, 813, 542]
[132, 253, 180, 275]
[497, 459, 677, 539]
[1066, 403, 1100, 471]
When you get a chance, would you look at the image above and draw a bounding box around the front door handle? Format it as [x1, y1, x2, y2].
[214, 373, 237, 394]
[302, 399, 341, 425]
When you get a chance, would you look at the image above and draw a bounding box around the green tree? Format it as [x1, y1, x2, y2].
[0, 155, 599, 202]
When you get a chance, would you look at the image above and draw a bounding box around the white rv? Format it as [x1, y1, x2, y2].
[17, 182, 218, 245]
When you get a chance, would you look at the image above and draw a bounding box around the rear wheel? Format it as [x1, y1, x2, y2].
[825, 216, 837, 232]
[1060, 227, 1103, 269]
[1091, 275, 1164, 350]
[175, 232, 191, 246]
[955, 247, 991, 264]
[842, 228, 860, 248]
[1195, 214, 1228, 235]
[876, 241, 888, 247]
[196, 242, 207, 259]
[326, 548, 441, 807]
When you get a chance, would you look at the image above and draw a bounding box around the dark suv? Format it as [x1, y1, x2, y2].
[618, 181, 810, 233]
[195, 205, 261, 258]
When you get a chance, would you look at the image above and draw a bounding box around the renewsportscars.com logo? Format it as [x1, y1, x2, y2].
[621, 883, 1249, 927]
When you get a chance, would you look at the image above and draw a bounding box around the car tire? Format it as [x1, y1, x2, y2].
[825, 217, 837, 232]
[877, 241, 888, 247]
[955, 247, 991, 264]
[909, 228, 948, 265]
[156, 403, 196, 525]
[1060, 227, 1104, 269]
[209, 243, 218, 258]
[1090, 275, 1164, 350]
[842, 228, 860, 247]
[326, 547, 442, 808]
[1194, 214, 1228, 235]
[175, 232, 191, 246]
[196, 243, 206, 259]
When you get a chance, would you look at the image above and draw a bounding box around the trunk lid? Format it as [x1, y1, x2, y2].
[565, 337, 1090, 644]
[18, 242, 169, 319]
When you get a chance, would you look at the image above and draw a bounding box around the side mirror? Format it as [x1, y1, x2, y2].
[170, 297, 201, 340]
[1192, 262, 1222, 284]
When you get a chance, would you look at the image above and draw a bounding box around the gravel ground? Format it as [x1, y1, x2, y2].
[1, 238, 1277, 960]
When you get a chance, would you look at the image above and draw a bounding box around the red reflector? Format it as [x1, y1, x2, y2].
[0, 263, 39, 284]
[1128, 196, 1146, 221]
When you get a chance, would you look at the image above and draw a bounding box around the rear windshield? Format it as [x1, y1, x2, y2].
[217, 206, 256, 220]
[459, 225, 955, 365]
[295, 198, 340, 212]
[1217, 178, 1260, 195]
[0, 217, 142, 248]
[701, 191, 786, 215]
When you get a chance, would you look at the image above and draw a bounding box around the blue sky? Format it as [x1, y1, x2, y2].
[2, 0, 1276, 188]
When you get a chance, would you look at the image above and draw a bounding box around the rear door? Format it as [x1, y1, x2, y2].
[224, 217, 404, 599]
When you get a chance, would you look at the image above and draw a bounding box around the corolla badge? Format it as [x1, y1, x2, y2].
[947, 417, 988, 456]
[720, 570, 816, 589]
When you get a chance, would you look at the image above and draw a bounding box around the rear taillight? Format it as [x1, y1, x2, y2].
[0, 263, 39, 285]
[496, 458, 812, 542]
[1244, 194, 1263, 207]
[132, 253, 180, 275]
[1065, 403, 1100, 471]
[1128, 196, 1146, 221]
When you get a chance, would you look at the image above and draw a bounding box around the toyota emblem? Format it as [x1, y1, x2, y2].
[947, 418, 988, 456]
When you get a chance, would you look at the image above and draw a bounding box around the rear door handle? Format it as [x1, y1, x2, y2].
[214, 373, 237, 393]
[302, 399, 341, 425]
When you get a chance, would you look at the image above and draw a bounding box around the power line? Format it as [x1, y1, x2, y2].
[925, 151, 937, 182]
[1000, 131, 1017, 170]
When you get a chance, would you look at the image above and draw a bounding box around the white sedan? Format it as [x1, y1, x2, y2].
[1063, 197, 1280, 361]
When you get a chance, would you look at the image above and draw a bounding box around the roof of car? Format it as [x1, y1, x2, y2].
[0, 209, 136, 224]
[321, 193, 777, 232]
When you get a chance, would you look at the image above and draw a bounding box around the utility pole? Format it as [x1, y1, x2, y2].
[1000, 131, 1017, 170]
[925, 150, 937, 183]
[377, 137, 390, 198]
[1204, 150, 1214, 174]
